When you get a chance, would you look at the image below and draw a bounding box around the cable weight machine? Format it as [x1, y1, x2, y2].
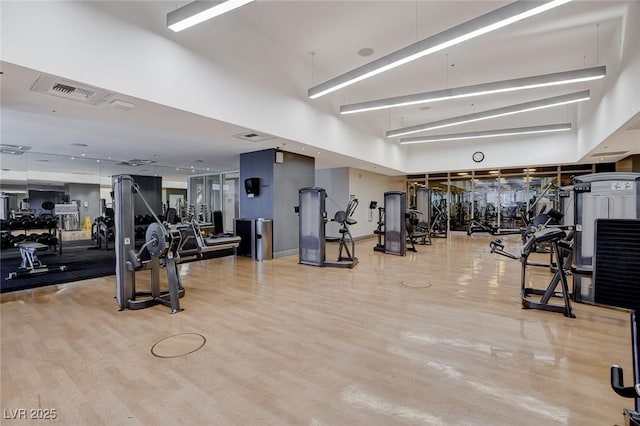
[297, 187, 358, 268]
[114, 175, 185, 314]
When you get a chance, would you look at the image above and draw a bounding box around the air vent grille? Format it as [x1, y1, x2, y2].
[1, 148, 25, 155]
[116, 159, 156, 167]
[233, 131, 274, 142]
[590, 151, 629, 157]
[31, 75, 111, 105]
[1, 144, 31, 151]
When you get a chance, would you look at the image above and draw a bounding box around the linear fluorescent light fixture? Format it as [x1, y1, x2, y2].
[167, 0, 255, 32]
[341, 66, 605, 114]
[308, 0, 573, 99]
[399, 123, 572, 144]
[387, 90, 589, 138]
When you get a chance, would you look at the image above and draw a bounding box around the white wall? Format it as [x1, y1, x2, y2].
[315, 167, 404, 239]
[576, 1, 640, 159]
[315, 168, 350, 237]
[1, 1, 406, 174]
[2, 2, 637, 176]
[347, 168, 405, 238]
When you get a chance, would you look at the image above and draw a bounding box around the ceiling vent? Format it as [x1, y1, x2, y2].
[1, 144, 31, 151]
[233, 131, 274, 143]
[1, 148, 25, 155]
[30, 75, 111, 105]
[590, 150, 629, 157]
[117, 159, 156, 167]
[110, 99, 135, 110]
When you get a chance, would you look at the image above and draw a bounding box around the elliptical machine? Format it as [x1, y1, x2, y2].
[326, 198, 359, 267]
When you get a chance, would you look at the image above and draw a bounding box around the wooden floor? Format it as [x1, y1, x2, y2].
[0, 234, 634, 425]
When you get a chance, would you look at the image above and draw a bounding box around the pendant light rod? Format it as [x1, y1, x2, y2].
[308, 0, 573, 99]
[341, 66, 605, 115]
[386, 90, 589, 138]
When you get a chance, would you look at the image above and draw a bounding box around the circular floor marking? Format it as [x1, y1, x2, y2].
[400, 281, 432, 289]
[151, 333, 207, 358]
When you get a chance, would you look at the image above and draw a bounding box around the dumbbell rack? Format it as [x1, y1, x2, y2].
[1, 215, 60, 252]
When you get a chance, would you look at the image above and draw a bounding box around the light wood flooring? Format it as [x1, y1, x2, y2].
[0, 234, 634, 425]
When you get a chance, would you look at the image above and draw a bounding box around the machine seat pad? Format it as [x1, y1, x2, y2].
[203, 235, 242, 247]
[532, 227, 566, 244]
[16, 241, 49, 252]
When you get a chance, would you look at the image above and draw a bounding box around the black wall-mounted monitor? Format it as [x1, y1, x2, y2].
[244, 178, 260, 197]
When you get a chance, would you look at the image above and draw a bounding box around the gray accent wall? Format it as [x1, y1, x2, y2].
[273, 151, 315, 256]
[239, 149, 274, 220]
[315, 167, 349, 237]
[130, 175, 163, 217]
[240, 149, 314, 257]
[65, 183, 100, 227]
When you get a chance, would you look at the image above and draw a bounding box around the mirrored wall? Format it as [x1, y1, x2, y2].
[407, 164, 597, 232]
[187, 171, 240, 233]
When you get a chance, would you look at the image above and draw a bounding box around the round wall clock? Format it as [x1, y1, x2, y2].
[472, 151, 485, 163]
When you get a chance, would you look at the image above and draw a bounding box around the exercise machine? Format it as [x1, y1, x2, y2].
[490, 227, 575, 318]
[468, 179, 558, 237]
[371, 203, 385, 253]
[611, 311, 640, 426]
[298, 187, 358, 268]
[572, 172, 640, 303]
[176, 217, 242, 260]
[6, 241, 67, 280]
[90, 207, 115, 250]
[405, 209, 428, 251]
[114, 175, 185, 314]
[384, 191, 406, 256]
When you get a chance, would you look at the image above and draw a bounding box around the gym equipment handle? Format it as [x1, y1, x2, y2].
[611, 365, 639, 398]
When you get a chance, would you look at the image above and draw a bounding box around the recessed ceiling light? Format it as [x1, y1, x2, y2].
[489, 170, 499, 174]
[70, 157, 75, 160]
[358, 48, 374, 57]
[457, 172, 469, 176]
[81, 153, 86, 157]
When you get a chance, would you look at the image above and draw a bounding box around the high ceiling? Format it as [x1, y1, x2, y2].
[1, 0, 638, 185]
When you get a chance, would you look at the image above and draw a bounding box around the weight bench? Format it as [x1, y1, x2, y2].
[7, 241, 67, 280]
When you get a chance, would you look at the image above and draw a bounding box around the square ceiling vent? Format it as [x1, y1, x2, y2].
[30, 75, 111, 105]
[233, 131, 274, 143]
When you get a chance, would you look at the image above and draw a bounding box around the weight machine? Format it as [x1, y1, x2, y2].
[298, 187, 358, 268]
[114, 175, 184, 314]
[611, 311, 640, 426]
[490, 227, 575, 318]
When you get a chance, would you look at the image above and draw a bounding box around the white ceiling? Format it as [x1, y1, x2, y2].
[1, 0, 638, 185]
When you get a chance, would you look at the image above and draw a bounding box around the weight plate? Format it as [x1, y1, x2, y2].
[145, 223, 166, 258]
